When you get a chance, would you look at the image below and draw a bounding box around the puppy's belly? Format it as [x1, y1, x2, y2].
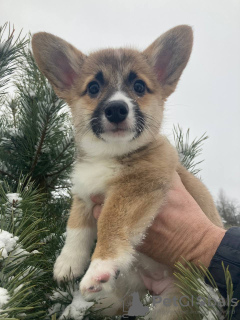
[71, 158, 121, 201]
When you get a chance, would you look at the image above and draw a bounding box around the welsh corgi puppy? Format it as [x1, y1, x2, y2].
[32, 25, 223, 319]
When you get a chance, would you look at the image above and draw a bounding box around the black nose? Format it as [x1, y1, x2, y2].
[104, 101, 129, 123]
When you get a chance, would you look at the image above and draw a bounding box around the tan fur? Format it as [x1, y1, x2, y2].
[177, 165, 223, 227]
[92, 137, 178, 260]
[67, 196, 96, 228]
[32, 25, 223, 319]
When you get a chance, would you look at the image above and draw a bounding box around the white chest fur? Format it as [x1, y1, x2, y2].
[71, 158, 121, 202]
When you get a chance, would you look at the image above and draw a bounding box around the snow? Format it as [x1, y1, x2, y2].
[29, 89, 35, 97]
[0, 229, 30, 261]
[42, 233, 56, 243]
[19, 266, 37, 279]
[31, 250, 40, 254]
[49, 302, 62, 315]
[60, 291, 94, 320]
[49, 289, 94, 320]
[0, 287, 10, 309]
[6, 193, 22, 203]
[51, 290, 70, 300]
[48, 289, 72, 315]
[0, 66, 7, 73]
[0, 230, 19, 258]
[51, 188, 71, 199]
[7, 128, 19, 136]
[14, 284, 24, 294]
[197, 279, 224, 320]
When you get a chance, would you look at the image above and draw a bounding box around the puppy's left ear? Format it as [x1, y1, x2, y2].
[143, 25, 193, 99]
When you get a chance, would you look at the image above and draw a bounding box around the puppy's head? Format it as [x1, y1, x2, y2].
[32, 26, 193, 156]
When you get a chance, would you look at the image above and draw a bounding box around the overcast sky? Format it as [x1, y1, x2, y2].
[1, 0, 240, 202]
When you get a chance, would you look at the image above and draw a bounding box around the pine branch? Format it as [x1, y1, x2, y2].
[0, 169, 16, 180]
[50, 138, 74, 168]
[0, 23, 28, 96]
[29, 115, 49, 174]
[46, 162, 74, 179]
[173, 124, 208, 175]
[174, 260, 237, 320]
[0, 35, 74, 193]
[0, 177, 50, 319]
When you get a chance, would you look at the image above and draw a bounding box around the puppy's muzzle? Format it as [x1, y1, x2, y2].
[104, 100, 129, 124]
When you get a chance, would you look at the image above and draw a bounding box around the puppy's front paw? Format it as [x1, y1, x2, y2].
[54, 248, 90, 282]
[80, 259, 120, 300]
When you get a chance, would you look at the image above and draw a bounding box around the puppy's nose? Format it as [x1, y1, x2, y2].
[104, 101, 129, 123]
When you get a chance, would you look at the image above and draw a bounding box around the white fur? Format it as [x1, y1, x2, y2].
[80, 258, 118, 298]
[80, 251, 135, 299]
[108, 91, 133, 106]
[80, 133, 153, 158]
[101, 130, 136, 143]
[53, 227, 96, 281]
[71, 157, 121, 202]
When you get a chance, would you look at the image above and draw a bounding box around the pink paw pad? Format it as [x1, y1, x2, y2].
[95, 272, 111, 283]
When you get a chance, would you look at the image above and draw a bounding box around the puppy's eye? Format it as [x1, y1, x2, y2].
[133, 80, 146, 96]
[88, 81, 100, 96]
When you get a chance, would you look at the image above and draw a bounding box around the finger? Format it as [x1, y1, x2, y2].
[91, 194, 105, 204]
[93, 204, 102, 220]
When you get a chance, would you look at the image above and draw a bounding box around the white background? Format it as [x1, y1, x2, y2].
[1, 0, 240, 201]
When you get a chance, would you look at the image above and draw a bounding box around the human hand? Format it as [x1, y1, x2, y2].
[137, 172, 226, 268]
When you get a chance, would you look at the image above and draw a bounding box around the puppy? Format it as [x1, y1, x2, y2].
[32, 25, 223, 319]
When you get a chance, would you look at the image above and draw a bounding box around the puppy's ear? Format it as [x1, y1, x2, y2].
[143, 25, 193, 99]
[32, 32, 86, 99]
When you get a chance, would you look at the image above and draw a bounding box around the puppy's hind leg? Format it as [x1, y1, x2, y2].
[53, 196, 97, 282]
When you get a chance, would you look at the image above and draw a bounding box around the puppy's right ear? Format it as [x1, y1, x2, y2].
[32, 32, 86, 99]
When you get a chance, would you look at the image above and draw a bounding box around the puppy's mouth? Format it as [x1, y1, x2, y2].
[103, 122, 132, 135]
[106, 128, 129, 135]
[101, 123, 135, 141]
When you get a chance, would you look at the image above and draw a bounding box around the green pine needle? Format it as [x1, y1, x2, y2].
[173, 124, 208, 176]
[174, 260, 237, 320]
